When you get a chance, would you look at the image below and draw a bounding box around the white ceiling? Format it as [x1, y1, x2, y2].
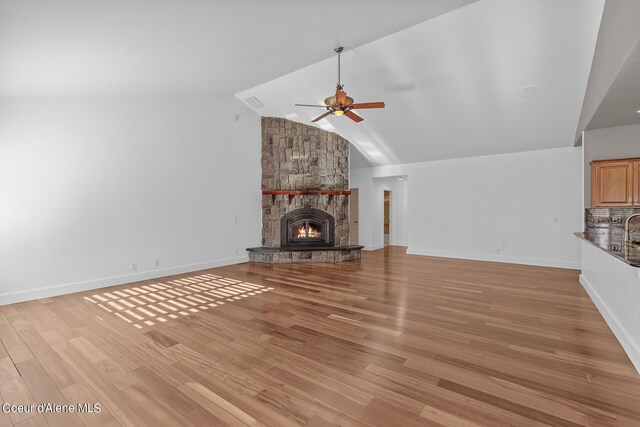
[0, 0, 477, 96]
[236, 0, 604, 167]
[587, 39, 640, 131]
[1, 0, 607, 167]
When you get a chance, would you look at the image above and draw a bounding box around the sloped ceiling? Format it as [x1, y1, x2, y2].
[0, 0, 477, 96]
[236, 0, 604, 167]
[586, 39, 640, 131]
[574, 0, 640, 140]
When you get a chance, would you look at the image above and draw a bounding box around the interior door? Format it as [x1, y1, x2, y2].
[349, 188, 359, 245]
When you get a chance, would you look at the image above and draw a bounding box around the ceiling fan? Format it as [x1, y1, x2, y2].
[295, 47, 385, 123]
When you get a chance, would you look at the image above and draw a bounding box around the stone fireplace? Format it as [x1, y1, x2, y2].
[247, 117, 362, 263]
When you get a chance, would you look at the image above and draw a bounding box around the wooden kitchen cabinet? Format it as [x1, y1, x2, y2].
[635, 160, 640, 206]
[591, 158, 638, 207]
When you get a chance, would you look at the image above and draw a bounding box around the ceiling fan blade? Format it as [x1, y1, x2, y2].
[295, 104, 327, 108]
[312, 111, 332, 122]
[344, 110, 363, 123]
[350, 102, 385, 109]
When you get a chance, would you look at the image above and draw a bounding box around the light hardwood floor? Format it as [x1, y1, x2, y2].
[1, 246, 640, 426]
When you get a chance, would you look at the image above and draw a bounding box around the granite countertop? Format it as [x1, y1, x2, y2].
[575, 230, 640, 268]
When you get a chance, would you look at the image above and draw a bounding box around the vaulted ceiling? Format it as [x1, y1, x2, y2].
[236, 0, 605, 167]
[0, 0, 476, 96]
[1, 0, 606, 168]
[586, 40, 640, 131]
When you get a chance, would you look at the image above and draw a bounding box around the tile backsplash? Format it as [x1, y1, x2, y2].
[585, 208, 640, 230]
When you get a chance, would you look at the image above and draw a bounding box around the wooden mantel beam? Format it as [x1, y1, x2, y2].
[261, 190, 351, 196]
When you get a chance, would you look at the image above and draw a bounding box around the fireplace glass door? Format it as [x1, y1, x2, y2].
[281, 208, 335, 248]
[291, 219, 324, 242]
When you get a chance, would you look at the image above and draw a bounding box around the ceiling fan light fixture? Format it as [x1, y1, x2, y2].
[334, 110, 345, 116]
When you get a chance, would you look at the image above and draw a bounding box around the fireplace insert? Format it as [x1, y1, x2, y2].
[280, 207, 335, 248]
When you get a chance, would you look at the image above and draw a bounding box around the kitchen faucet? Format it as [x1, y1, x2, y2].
[623, 213, 640, 245]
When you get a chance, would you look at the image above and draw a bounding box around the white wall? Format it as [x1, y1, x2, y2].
[352, 147, 583, 268]
[0, 94, 262, 305]
[390, 180, 409, 246]
[583, 123, 640, 207]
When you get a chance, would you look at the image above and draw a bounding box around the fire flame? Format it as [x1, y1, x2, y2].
[297, 225, 321, 239]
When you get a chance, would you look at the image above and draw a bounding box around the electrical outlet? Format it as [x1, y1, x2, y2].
[154, 259, 160, 267]
[553, 216, 559, 223]
[496, 249, 501, 254]
[234, 216, 239, 223]
[131, 262, 138, 271]
[234, 249, 239, 255]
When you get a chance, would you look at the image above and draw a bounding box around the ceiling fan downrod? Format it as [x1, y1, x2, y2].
[335, 46, 343, 87]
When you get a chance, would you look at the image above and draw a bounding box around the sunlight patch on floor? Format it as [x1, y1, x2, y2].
[83, 273, 274, 329]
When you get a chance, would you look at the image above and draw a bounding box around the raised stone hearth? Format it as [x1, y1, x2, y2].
[247, 117, 362, 263]
[247, 245, 363, 263]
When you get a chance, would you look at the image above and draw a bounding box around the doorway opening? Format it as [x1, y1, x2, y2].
[372, 175, 408, 249]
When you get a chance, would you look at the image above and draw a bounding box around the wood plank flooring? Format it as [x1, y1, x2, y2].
[1, 246, 640, 426]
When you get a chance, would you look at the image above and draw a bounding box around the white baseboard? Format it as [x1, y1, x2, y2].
[579, 274, 640, 375]
[0, 255, 249, 306]
[406, 247, 581, 270]
[363, 244, 385, 251]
